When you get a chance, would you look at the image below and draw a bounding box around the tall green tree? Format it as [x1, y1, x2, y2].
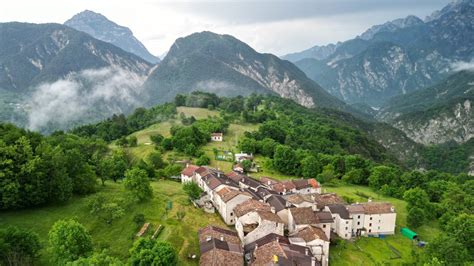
[273, 145, 299, 175]
[124, 168, 153, 202]
[129, 239, 177, 266]
[48, 219, 93, 264]
[0, 226, 41, 266]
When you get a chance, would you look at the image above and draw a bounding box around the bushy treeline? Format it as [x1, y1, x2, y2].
[72, 104, 176, 141]
[0, 123, 112, 210]
[422, 139, 473, 174]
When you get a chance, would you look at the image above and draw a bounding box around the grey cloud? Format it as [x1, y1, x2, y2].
[160, 0, 451, 24]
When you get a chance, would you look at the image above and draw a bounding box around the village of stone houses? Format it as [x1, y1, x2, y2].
[181, 151, 397, 266]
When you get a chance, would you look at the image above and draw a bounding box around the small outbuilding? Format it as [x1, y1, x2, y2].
[211, 133, 223, 142]
[401, 227, 418, 240]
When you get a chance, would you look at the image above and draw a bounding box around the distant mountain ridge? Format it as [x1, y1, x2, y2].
[288, 0, 474, 106]
[143, 31, 352, 113]
[65, 10, 160, 63]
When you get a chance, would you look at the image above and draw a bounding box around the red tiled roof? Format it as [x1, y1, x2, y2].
[292, 225, 328, 242]
[195, 166, 209, 175]
[234, 199, 271, 217]
[308, 178, 320, 188]
[290, 207, 319, 225]
[181, 164, 199, 177]
[198, 225, 241, 245]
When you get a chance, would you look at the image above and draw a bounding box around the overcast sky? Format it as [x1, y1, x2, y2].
[0, 0, 452, 57]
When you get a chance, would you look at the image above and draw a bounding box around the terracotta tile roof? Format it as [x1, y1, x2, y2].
[347, 204, 365, 214]
[246, 234, 314, 266]
[282, 180, 296, 190]
[195, 166, 209, 175]
[290, 207, 319, 225]
[291, 225, 329, 242]
[205, 176, 223, 190]
[216, 187, 252, 203]
[308, 178, 320, 188]
[313, 193, 345, 207]
[199, 238, 243, 266]
[314, 211, 334, 223]
[181, 164, 199, 177]
[234, 199, 271, 217]
[327, 204, 350, 219]
[257, 211, 284, 223]
[292, 179, 311, 189]
[260, 177, 279, 186]
[200, 248, 243, 266]
[285, 194, 313, 205]
[361, 202, 395, 214]
[198, 226, 241, 245]
[226, 171, 246, 183]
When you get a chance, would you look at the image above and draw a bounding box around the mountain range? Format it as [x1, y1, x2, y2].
[142, 31, 350, 112]
[64, 10, 160, 64]
[0, 2, 472, 150]
[286, 0, 474, 107]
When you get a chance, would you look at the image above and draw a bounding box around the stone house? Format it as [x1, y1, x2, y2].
[198, 226, 243, 266]
[289, 226, 330, 266]
[234, 199, 284, 245]
[244, 233, 318, 266]
[215, 187, 253, 225]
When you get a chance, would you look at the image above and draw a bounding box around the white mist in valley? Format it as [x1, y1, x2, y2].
[451, 60, 474, 72]
[27, 67, 147, 132]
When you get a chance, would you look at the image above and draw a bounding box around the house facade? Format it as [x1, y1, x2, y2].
[211, 133, 223, 141]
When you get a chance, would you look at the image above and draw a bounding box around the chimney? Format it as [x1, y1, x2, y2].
[254, 243, 258, 251]
[206, 236, 212, 242]
[186, 163, 189, 168]
[312, 204, 317, 211]
[271, 206, 276, 213]
[267, 180, 271, 185]
[368, 198, 372, 203]
[390, 206, 395, 212]
[311, 195, 315, 201]
[220, 235, 224, 241]
[305, 248, 309, 256]
[276, 237, 279, 243]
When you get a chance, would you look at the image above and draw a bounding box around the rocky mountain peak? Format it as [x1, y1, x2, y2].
[65, 10, 160, 63]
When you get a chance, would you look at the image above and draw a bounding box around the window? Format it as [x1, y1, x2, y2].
[345, 234, 347, 237]
[231, 219, 233, 223]
[230, 212, 233, 216]
[379, 220, 381, 223]
[369, 229, 372, 233]
[323, 224, 326, 228]
[358, 215, 360, 219]
[357, 222, 360, 225]
[370, 217, 373, 220]
[346, 221, 349, 224]
[345, 227, 348, 230]
[378, 226, 380, 230]
[369, 223, 372, 227]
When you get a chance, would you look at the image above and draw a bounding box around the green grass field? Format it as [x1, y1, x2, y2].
[0, 180, 228, 265]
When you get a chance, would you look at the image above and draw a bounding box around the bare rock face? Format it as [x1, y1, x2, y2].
[65, 10, 160, 64]
[393, 99, 473, 145]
